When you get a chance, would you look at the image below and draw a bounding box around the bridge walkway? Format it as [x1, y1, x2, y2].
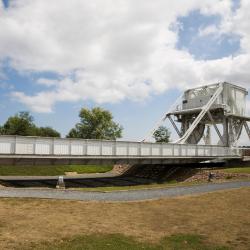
[0, 135, 242, 165]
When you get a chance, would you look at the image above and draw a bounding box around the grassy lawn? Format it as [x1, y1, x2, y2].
[221, 166, 250, 174]
[30, 234, 229, 250]
[0, 188, 249, 249]
[0, 165, 113, 176]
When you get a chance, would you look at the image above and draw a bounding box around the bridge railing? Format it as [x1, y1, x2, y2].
[0, 135, 241, 158]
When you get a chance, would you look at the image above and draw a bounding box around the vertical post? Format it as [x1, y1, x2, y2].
[33, 137, 36, 155]
[100, 140, 103, 156]
[223, 117, 229, 147]
[85, 140, 88, 156]
[13, 136, 17, 154]
[69, 139, 72, 155]
[113, 141, 117, 156]
[139, 142, 142, 156]
[51, 138, 55, 155]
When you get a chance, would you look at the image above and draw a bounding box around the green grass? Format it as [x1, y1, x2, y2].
[0, 165, 113, 176]
[25, 234, 229, 250]
[72, 180, 204, 192]
[221, 166, 250, 174]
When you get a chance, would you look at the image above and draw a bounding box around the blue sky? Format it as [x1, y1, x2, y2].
[0, 66, 180, 139]
[0, 0, 249, 142]
[176, 10, 241, 60]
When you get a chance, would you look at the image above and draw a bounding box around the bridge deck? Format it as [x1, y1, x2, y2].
[0, 135, 241, 165]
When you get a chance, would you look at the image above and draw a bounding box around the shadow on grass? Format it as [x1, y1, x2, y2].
[1, 162, 231, 188]
[0, 165, 202, 188]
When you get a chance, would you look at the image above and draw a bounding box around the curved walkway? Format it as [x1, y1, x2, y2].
[0, 181, 249, 202]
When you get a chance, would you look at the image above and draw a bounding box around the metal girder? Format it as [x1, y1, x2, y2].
[203, 125, 211, 145]
[207, 110, 224, 145]
[167, 115, 182, 137]
[175, 83, 223, 144]
[236, 121, 244, 140]
[243, 121, 250, 139]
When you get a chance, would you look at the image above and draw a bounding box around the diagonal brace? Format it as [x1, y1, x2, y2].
[236, 121, 244, 140]
[243, 121, 250, 139]
[207, 111, 224, 145]
[167, 115, 182, 137]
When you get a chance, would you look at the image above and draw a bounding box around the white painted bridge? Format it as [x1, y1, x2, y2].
[0, 135, 242, 165]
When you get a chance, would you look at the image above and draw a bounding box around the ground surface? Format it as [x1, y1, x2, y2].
[0, 188, 249, 249]
[27, 234, 231, 250]
[0, 165, 112, 176]
[222, 166, 250, 174]
[0, 180, 249, 201]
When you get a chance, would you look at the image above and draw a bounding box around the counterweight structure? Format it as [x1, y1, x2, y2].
[149, 82, 250, 146]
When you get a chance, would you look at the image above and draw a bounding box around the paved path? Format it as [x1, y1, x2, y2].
[0, 181, 249, 202]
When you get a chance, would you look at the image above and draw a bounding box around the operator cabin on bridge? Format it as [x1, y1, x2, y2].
[0, 82, 249, 165]
[166, 82, 250, 147]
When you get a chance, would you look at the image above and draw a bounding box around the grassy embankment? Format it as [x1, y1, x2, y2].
[221, 166, 250, 174]
[0, 188, 249, 249]
[0, 165, 113, 176]
[0, 165, 249, 177]
[73, 165, 250, 192]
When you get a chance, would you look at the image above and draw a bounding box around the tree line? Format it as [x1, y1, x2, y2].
[0, 107, 170, 142]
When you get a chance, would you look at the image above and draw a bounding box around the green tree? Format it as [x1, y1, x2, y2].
[0, 111, 36, 136]
[153, 126, 171, 143]
[67, 107, 123, 140]
[0, 126, 4, 134]
[0, 111, 60, 137]
[35, 127, 61, 137]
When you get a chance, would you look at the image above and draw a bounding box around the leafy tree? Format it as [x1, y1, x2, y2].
[0, 111, 60, 137]
[153, 126, 171, 143]
[35, 127, 61, 137]
[67, 107, 123, 140]
[0, 126, 4, 134]
[0, 111, 36, 136]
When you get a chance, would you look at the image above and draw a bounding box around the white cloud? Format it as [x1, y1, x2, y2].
[11, 91, 56, 113]
[199, 25, 219, 37]
[36, 78, 58, 87]
[0, 0, 249, 112]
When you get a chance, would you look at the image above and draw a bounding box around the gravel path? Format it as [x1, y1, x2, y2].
[0, 181, 249, 202]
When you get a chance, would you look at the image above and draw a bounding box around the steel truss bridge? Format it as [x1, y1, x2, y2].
[0, 135, 242, 165]
[0, 82, 249, 166]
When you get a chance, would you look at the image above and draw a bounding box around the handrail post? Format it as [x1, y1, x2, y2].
[33, 137, 36, 155]
[100, 140, 103, 156]
[69, 139, 72, 156]
[113, 141, 117, 156]
[13, 136, 17, 154]
[51, 138, 55, 155]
